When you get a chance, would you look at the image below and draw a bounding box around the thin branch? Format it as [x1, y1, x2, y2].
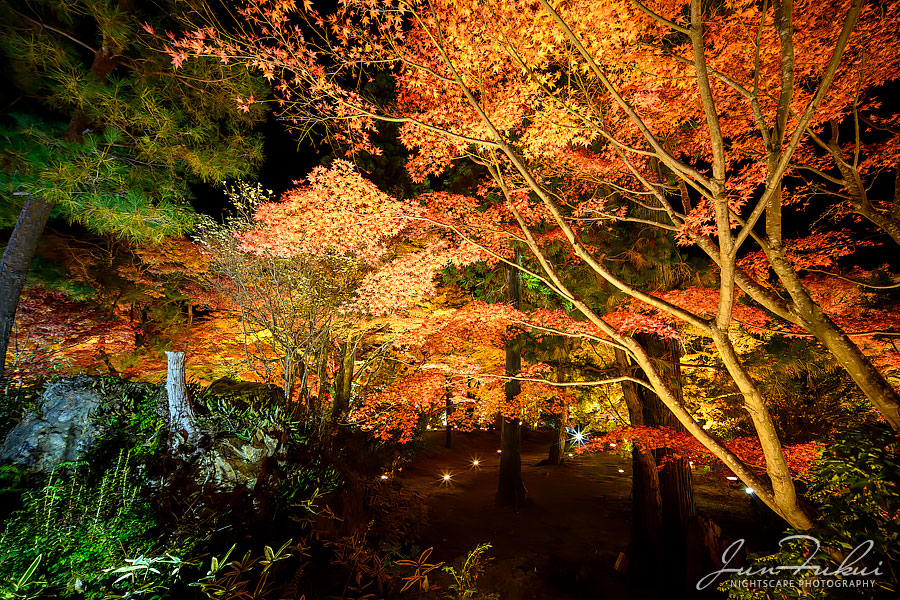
[535, 0, 712, 190]
[628, 0, 691, 34]
[804, 269, 900, 290]
[14, 10, 99, 54]
[732, 0, 865, 252]
[444, 370, 658, 392]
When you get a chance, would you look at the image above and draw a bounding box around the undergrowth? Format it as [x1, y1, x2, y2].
[0, 451, 157, 598]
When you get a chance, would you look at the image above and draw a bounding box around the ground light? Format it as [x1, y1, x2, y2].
[745, 487, 754, 495]
[569, 428, 586, 445]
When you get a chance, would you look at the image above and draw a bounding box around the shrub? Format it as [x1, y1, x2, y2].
[722, 424, 899, 599]
[441, 543, 499, 600]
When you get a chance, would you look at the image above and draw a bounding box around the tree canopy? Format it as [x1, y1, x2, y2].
[158, 0, 900, 531]
[0, 0, 268, 372]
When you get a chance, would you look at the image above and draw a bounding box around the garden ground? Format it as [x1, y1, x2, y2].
[396, 430, 765, 599]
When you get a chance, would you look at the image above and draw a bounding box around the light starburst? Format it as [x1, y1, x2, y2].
[568, 427, 587, 446]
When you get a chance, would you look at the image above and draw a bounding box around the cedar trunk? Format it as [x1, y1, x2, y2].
[445, 392, 453, 449]
[547, 359, 569, 465]
[547, 406, 568, 465]
[497, 251, 527, 506]
[616, 333, 696, 588]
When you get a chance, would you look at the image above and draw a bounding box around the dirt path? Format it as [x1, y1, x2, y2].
[396, 429, 759, 600]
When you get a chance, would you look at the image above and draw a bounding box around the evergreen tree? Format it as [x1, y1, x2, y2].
[0, 0, 267, 372]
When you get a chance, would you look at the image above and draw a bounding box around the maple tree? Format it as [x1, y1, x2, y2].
[164, 0, 900, 532]
[196, 182, 360, 432]
[788, 75, 900, 246]
[0, 222, 287, 387]
[5, 286, 137, 380]
[235, 164, 524, 442]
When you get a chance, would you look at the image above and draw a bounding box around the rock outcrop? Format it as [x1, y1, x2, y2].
[1, 374, 282, 508]
[192, 429, 280, 492]
[0, 376, 155, 474]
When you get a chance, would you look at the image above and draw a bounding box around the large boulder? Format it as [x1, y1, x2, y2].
[193, 429, 280, 492]
[0, 376, 155, 474]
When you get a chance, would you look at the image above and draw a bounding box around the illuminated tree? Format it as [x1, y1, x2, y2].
[197, 182, 358, 433]
[165, 0, 900, 532]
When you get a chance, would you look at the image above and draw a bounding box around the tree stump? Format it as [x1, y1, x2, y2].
[165, 350, 198, 447]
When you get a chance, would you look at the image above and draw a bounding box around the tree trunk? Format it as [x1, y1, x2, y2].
[635, 335, 696, 541]
[445, 391, 453, 449]
[165, 350, 198, 448]
[547, 406, 568, 465]
[757, 238, 900, 431]
[331, 338, 354, 422]
[498, 411, 527, 506]
[498, 251, 527, 507]
[615, 348, 664, 577]
[616, 333, 697, 589]
[547, 361, 569, 465]
[1, 30, 119, 376]
[0, 196, 56, 376]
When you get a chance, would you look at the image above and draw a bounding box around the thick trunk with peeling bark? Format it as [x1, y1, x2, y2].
[617, 335, 696, 586]
[165, 351, 198, 447]
[617, 348, 664, 575]
[636, 335, 696, 538]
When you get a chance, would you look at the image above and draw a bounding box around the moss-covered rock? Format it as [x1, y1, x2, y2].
[0, 376, 156, 474]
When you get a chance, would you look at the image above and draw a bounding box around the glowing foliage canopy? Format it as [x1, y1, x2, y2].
[161, 0, 900, 530]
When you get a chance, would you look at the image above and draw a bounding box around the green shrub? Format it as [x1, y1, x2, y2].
[441, 543, 499, 600]
[198, 389, 288, 443]
[722, 425, 899, 599]
[100, 554, 188, 600]
[93, 381, 165, 463]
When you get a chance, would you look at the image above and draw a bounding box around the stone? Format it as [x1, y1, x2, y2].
[0, 376, 154, 474]
[192, 429, 280, 492]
